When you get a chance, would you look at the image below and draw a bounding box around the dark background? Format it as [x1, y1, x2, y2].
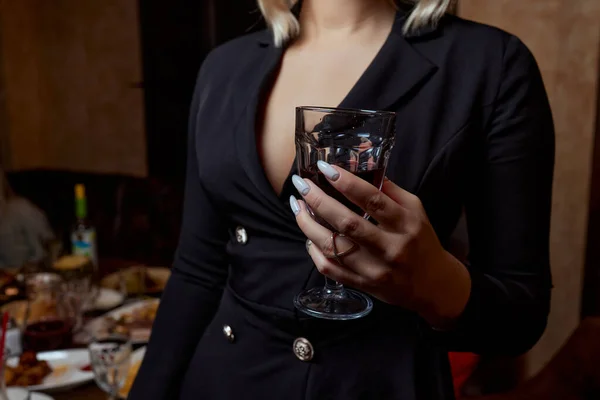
[5, 0, 266, 266]
[140, 0, 265, 182]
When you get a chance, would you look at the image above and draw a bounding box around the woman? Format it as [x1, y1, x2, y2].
[130, 0, 554, 399]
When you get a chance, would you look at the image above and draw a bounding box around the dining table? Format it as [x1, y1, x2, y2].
[4, 258, 162, 400]
[52, 384, 105, 400]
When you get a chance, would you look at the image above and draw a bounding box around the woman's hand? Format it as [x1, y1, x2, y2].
[290, 161, 472, 327]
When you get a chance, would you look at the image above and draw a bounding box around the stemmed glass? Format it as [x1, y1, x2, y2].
[88, 334, 132, 400]
[294, 106, 396, 320]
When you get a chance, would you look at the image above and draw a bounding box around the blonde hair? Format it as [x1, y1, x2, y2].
[257, 0, 453, 47]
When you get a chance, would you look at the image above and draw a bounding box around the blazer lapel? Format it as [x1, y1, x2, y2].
[233, 33, 292, 215]
[234, 13, 440, 217]
[340, 13, 439, 112]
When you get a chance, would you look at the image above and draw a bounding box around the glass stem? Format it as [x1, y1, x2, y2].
[324, 276, 344, 294]
[108, 386, 117, 400]
[108, 369, 118, 400]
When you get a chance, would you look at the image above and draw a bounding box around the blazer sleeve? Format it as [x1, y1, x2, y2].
[128, 62, 230, 399]
[438, 35, 555, 355]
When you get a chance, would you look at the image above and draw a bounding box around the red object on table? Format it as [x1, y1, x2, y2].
[0, 311, 9, 362]
[449, 352, 480, 399]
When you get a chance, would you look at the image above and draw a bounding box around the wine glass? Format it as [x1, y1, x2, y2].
[88, 334, 132, 400]
[294, 106, 396, 320]
[23, 273, 75, 352]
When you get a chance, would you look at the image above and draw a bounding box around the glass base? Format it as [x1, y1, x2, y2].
[294, 286, 373, 320]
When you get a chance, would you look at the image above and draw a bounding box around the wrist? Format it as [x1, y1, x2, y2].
[417, 250, 472, 329]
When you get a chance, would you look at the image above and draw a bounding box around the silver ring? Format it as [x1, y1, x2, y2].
[329, 232, 358, 264]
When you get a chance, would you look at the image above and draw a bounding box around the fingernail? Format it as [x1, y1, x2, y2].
[306, 239, 312, 252]
[292, 175, 310, 196]
[289, 195, 301, 215]
[317, 161, 340, 181]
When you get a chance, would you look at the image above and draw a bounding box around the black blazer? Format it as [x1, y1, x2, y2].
[130, 11, 554, 400]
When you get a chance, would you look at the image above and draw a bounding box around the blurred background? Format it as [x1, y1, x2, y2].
[0, 0, 599, 399]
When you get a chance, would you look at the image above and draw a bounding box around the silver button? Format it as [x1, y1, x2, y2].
[235, 226, 248, 245]
[293, 337, 314, 361]
[223, 325, 235, 343]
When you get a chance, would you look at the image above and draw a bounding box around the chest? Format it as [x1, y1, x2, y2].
[258, 44, 388, 196]
[194, 42, 489, 240]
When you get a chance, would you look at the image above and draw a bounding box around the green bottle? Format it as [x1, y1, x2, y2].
[71, 184, 98, 268]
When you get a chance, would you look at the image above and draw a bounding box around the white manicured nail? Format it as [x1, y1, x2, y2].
[317, 161, 340, 181]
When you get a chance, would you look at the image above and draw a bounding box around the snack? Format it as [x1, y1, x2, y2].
[119, 359, 142, 398]
[122, 268, 159, 294]
[53, 255, 90, 271]
[5, 351, 53, 387]
[105, 301, 159, 336]
[101, 267, 170, 296]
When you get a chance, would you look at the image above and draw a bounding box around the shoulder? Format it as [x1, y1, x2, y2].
[6, 197, 37, 213]
[437, 15, 539, 71]
[441, 15, 531, 54]
[416, 15, 542, 104]
[6, 197, 45, 219]
[197, 30, 268, 83]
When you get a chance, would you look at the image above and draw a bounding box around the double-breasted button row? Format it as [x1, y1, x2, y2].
[222, 325, 314, 362]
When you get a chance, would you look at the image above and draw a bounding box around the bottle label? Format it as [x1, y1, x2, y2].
[71, 228, 98, 267]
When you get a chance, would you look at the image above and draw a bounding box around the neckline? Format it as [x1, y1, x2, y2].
[248, 13, 404, 204]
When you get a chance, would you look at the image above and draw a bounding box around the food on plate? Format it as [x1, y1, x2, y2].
[119, 359, 142, 398]
[105, 301, 159, 336]
[5, 351, 53, 387]
[101, 267, 170, 295]
[53, 255, 90, 271]
[123, 268, 158, 294]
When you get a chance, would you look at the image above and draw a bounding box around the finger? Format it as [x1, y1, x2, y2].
[291, 175, 387, 249]
[381, 177, 426, 218]
[312, 161, 410, 229]
[290, 195, 357, 257]
[306, 239, 365, 289]
[291, 195, 392, 282]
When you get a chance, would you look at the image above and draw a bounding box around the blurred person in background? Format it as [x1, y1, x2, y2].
[0, 166, 55, 269]
[130, 0, 555, 399]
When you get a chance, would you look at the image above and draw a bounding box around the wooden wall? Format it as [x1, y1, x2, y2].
[0, 0, 147, 177]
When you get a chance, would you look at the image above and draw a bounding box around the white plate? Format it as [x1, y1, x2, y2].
[83, 288, 125, 312]
[75, 299, 159, 345]
[7, 389, 54, 400]
[30, 393, 54, 400]
[7, 349, 94, 393]
[6, 388, 28, 400]
[131, 346, 145, 363]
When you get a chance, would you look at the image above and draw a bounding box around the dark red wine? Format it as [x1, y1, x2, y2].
[23, 319, 73, 352]
[299, 164, 385, 217]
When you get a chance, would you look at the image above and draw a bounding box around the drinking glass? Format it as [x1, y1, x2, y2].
[23, 273, 75, 352]
[52, 254, 96, 324]
[294, 106, 396, 320]
[88, 334, 132, 400]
